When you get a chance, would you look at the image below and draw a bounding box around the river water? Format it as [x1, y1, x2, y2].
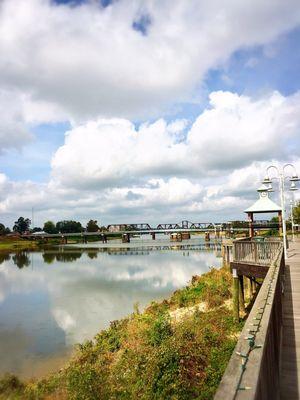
[0, 239, 221, 379]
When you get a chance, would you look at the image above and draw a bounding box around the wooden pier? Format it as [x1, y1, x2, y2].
[215, 237, 300, 399]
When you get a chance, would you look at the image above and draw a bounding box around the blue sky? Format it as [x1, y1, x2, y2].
[0, 0, 300, 227]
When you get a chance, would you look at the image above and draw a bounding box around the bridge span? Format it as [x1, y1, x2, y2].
[24, 219, 279, 242]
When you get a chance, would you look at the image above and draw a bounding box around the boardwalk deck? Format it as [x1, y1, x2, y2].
[280, 239, 300, 399]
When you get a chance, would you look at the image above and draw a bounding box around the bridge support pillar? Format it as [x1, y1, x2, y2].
[222, 243, 232, 269]
[61, 236, 67, 244]
[151, 233, 156, 240]
[239, 276, 245, 314]
[122, 233, 130, 243]
[246, 277, 252, 301]
[232, 268, 239, 322]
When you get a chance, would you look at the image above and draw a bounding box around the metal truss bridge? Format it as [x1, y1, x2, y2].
[24, 219, 279, 240]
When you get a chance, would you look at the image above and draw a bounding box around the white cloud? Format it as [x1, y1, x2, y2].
[0, 0, 300, 125]
[50, 90, 300, 190]
[0, 90, 300, 227]
[50, 118, 188, 189]
[0, 90, 32, 153]
[187, 90, 300, 170]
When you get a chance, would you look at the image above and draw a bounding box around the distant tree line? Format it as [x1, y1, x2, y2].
[0, 217, 105, 235]
[43, 219, 102, 234]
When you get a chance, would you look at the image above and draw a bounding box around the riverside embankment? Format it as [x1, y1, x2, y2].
[0, 264, 243, 400]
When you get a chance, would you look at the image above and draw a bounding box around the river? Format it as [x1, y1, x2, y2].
[0, 239, 221, 379]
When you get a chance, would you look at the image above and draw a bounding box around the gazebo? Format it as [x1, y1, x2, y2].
[244, 187, 282, 237]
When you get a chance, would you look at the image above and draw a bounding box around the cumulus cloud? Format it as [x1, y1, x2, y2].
[0, 90, 299, 226]
[1, 0, 300, 124]
[187, 90, 300, 170]
[50, 90, 300, 189]
[0, 90, 32, 153]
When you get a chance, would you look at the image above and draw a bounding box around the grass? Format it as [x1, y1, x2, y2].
[0, 266, 242, 400]
[0, 239, 39, 252]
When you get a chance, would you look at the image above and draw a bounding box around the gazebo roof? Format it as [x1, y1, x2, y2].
[244, 192, 282, 214]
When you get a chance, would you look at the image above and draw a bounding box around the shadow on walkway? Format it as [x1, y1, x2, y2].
[280, 261, 299, 399]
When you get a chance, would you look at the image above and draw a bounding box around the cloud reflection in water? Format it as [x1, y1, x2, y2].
[0, 248, 221, 378]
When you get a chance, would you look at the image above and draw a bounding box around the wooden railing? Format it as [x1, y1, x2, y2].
[214, 243, 284, 400]
[233, 239, 282, 266]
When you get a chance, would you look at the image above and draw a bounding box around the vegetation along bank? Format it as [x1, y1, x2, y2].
[0, 266, 243, 400]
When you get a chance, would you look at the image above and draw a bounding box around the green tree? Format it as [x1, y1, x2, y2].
[13, 217, 31, 234]
[0, 223, 6, 235]
[43, 221, 58, 234]
[56, 220, 83, 234]
[86, 220, 100, 232]
[293, 201, 300, 224]
[32, 227, 42, 233]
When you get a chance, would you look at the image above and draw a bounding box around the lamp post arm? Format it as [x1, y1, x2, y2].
[283, 163, 298, 175]
[266, 165, 280, 177]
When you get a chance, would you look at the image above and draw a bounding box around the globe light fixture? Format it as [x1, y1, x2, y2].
[257, 183, 270, 192]
[290, 174, 300, 182]
[290, 182, 298, 191]
[262, 176, 272, 185]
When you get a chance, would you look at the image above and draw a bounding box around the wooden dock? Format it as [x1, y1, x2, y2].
[280, 239, 300, 399]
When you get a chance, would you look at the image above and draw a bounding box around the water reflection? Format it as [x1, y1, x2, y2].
[0, 253, 10, 264]
[12, 252, 31, 269]
[0, 246, 221, 379]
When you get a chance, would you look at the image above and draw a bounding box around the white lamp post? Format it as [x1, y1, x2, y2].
[262, 163, 300, 258]
[290, 199, 295, 242]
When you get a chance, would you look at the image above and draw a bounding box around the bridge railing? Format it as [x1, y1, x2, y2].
[233, 239, 282, 266]
[214, 243, 284, 400]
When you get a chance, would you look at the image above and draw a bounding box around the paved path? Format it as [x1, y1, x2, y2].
[280, 239, 300, 399]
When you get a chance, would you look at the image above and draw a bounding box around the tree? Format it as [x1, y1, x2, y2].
[43, 221, 58, 234]
[32, 227, 42, 233]
[0, 223, 6, 235]
[56, 220, 83, 234]
[293, 201, 300, 224]
[13, 217, 31, 234]
[86, 220, 100, 232]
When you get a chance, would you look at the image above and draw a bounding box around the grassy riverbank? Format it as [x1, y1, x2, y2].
[0, 237, 39, 252]
[0, 266, 242, 400]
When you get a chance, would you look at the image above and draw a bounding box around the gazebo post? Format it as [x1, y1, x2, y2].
[248, 212, 254, 238]
[278, 210, 283, 236]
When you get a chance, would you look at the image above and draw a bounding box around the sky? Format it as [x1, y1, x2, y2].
[0, 0, 300, 228]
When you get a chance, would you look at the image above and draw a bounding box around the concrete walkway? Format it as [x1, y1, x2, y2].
[280, 239, 300, 399]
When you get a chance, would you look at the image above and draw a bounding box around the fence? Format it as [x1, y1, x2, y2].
[233, 240, 282, 266]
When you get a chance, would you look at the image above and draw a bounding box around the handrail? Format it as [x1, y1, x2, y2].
[214, 244, 284, 400]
